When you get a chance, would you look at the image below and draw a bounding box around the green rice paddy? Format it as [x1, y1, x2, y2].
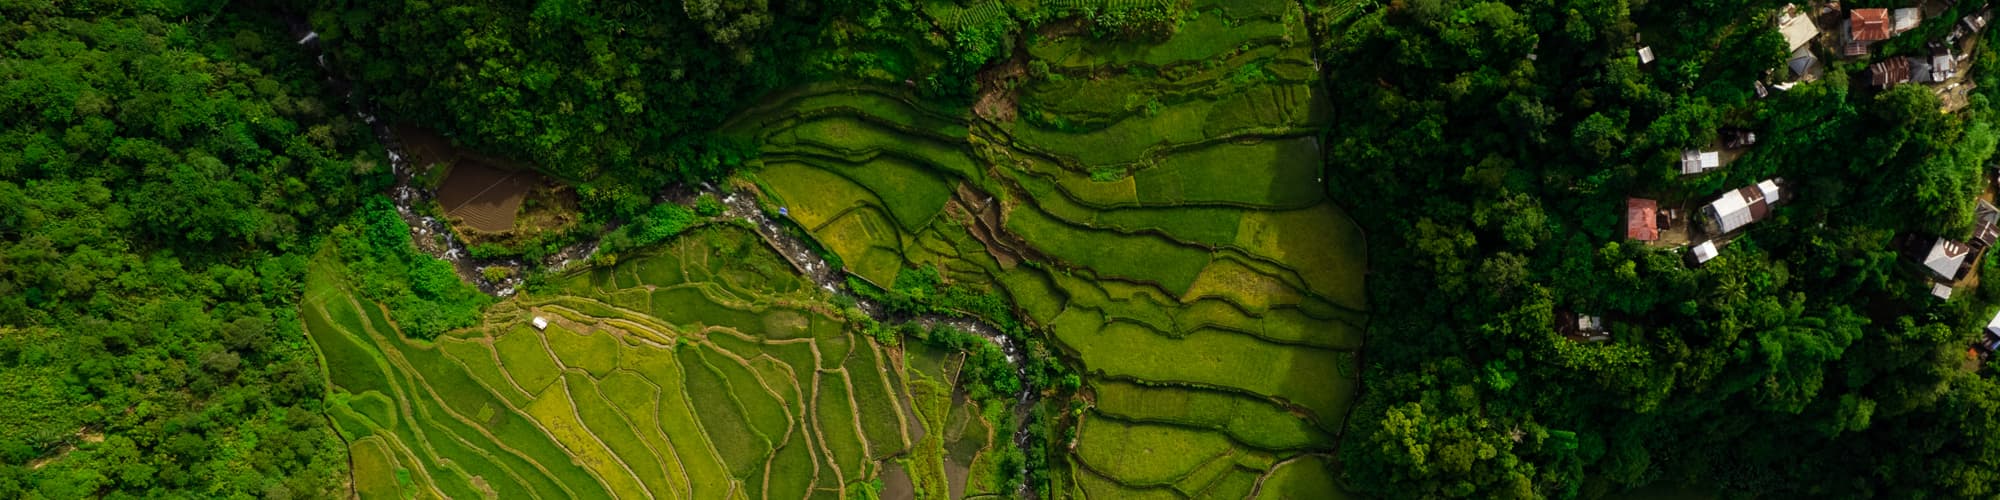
[304, 226, 1009, 499]
[309, 0, 1364, 496]
[727, 0, 1367, 494]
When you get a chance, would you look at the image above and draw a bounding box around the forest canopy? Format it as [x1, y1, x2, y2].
[1314, 0, 2000, 497]
[9, 0, 2000, 497]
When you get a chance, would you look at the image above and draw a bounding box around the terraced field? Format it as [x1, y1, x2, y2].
[729, 0, 1365, 496]
[304, 225, 1015, 499]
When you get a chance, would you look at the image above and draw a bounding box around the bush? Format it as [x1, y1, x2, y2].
[695, 193, 725, 216]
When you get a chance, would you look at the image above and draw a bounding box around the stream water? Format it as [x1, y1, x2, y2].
[289, 19, 1039, 498]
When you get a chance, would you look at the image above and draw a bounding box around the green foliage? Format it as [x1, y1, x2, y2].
[695, 193, 726, 217]
[0, 3, 378, 496]
[332, 197, 492, 340]
[599, 202, 699, 257]
[1321, 0, 2000, 497]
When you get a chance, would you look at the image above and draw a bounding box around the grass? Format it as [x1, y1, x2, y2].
[816, 371, 871, 480]
[1091, 379, 1333, 451]
[594, 370, 698, 499]
[544, 323, 621, 378]
[1135, 138, 1325, 208]
[1074, 465, 1183, 500]
[349, 391, 400, 430]
[523, 375, 652, 500]
[698, 344, 795, 445]
[1178, 256, 1305, 312]
[1053, 307, 1356, 422]
[813, 206, 908, 287]
[1251, 455, 1351, 500]
[677, 346, 773, 478]
[350, 437, 410, 500]
[493, 324, 564, 396]
[1233, 204, 1369, 310]
[845, 342, 912, 459]
[766, 437, 819, 500]
[621, 347, 741, 496]
[1075, 415, 1235, 486]
[819, 155, 956, 231]
[302, 301, 394, 396]
[650, 285, 766, 333]
[564, 372, 680, 497]
[632, 250, 689, 288]
[1005, 202, 1211, 295]
[437, 336, 534, 407]
[1195, 466, 1262, 499]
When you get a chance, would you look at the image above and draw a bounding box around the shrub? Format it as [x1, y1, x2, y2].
[695, 193, 725, 216]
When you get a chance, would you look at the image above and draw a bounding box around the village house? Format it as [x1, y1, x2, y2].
[1950, 6, 1991, 43]
[1974, 309, 2000, 359]
[1915, 237, 1974, 281]
[532, 316, 549, 330]
[1700, 179, 1784, 235]
[1894, 7, 1924, 35]
[1872, 56, 1912, 88]
[1681, 150, 1723, 175]
[1628, 198, 1659, 242]
[1780, 4, 1821, 53]
[1556, 310, 1610, 343]
[1721, 128, 1758, 149]
[1899, 200, 2000, 295]
[1846, 8, 1894, 57]
[1690, 240, 1721, 265]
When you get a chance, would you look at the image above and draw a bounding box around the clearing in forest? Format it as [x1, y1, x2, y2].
[436, 159, 537, 232]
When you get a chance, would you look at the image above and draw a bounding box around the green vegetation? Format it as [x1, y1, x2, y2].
[0, 2, 382, 496]
[1318, 0, 2000, 497]
[732, 0, 1364, 495]
[303, 223, 1017, 498]
[39, 0, 2000, 496]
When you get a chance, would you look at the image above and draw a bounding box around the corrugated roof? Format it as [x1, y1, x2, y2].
[1853, 8, 1893, 41]
[1779, 8, 1822, 52]
[1692, 241, 1719, 263]
[1893, 8, 1922, 33]
[1872, 57, 1911, 87]
[1925, 238, 1972, 281]
[1628, 198, 1659, 241]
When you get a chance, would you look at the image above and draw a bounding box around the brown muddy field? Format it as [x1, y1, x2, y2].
[437, 159, 535, 232]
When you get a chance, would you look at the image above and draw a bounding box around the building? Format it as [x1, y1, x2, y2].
[1893, 7, 1923, 34]
[532, 316, 549, 330]
[1952, 7, 1991, 42]
[1681, 150, 1722, 175]
[1853, 8, 1894, 41]
[1872, 57, 1912, 88]
[1701, 179, 1783, 235]
[1691, 240, 1720, 265]
[1721, 128, 1758, 149]
[1972, 200, 2000, 249]
[1934, 282, 1956, 300]
[1628, 198, 1660, 241]
[1556, 310, 1610, 342]
[1986, 308, 2000, 338]
[1638, 45, 1656, 64]
[1847, 8, 1894, 56]
[1919, 237, 1974, 281]
[1788, 47, 1819, 80]
[1778, 5, 1821, 52]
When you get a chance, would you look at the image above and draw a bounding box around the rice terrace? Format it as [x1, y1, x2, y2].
[297, 0, 1368, 497]
[20, 0, 2000, 497]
